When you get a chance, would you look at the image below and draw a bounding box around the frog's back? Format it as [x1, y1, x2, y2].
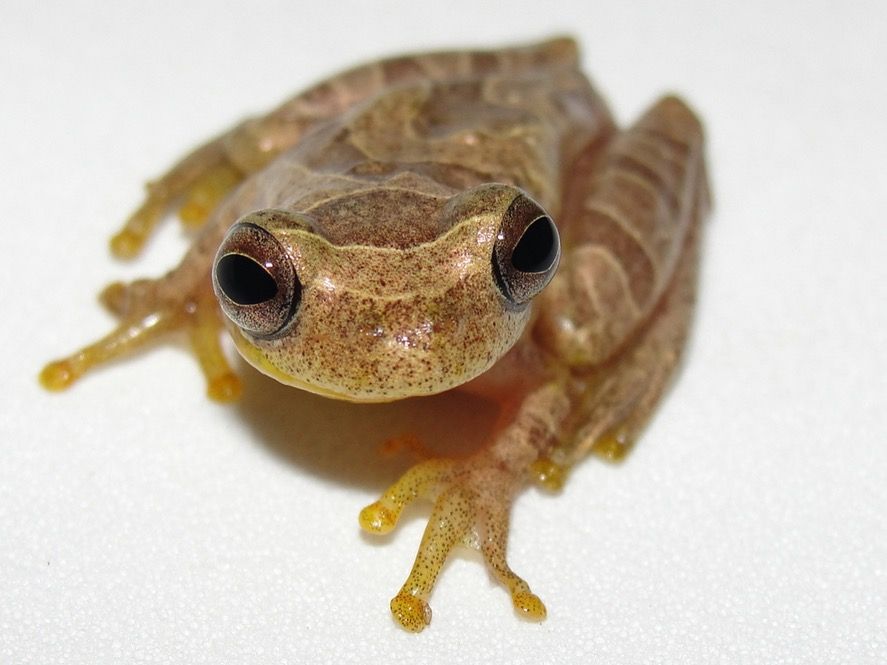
[242, 38, 614, 248]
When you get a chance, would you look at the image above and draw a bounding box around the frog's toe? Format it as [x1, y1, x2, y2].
[529, 457, 567, 491]
[98, 281, 128, 316]
[187, 300, 243, 402]
[98, 278, 162, 318]
[358, 500, 399, 535]
[358, 458, 453, 536]
[390, 592, 432, 632]
[364, 453, 547, 630]
[206, 371, 242, 402]
[39, 306, 181, 393]
[177, 162, 241, 228]
[478, 501, 547, 622]
[41, 287, 241, 402]
[39, 359, 78, 391]
[110, 138, 243, 259]
[590, 427, 633, 462]
[110, 198, 166, 260]
[511, 591, 547, 621]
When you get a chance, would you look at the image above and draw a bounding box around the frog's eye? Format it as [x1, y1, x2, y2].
[212, 222, 301, 338]
[492, 194, 560, 306]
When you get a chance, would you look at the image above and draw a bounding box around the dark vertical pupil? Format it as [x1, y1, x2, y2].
[216, 254, 278, 305]
[511, 216, 557, 273]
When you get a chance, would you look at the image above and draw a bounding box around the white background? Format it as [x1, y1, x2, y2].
[2, 1, 885, 663]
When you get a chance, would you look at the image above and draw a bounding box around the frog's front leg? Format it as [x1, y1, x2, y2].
[360, 383, 570, 632]
[108, 118, 280, 259]
[39, 268, 241, 401]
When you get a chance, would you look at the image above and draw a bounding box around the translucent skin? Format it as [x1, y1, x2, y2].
[40, 37, 709, 631]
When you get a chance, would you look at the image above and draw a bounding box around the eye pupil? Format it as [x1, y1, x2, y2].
[511, 216, 558, 273]
[215, 254, 278, 305]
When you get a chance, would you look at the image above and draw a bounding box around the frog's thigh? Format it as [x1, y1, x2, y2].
[547, 96, 709, 464]
[546, 96, 706, 363]
[563, 191, 704, 466]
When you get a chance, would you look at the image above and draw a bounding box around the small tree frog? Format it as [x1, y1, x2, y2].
[41, 37, 709, 632]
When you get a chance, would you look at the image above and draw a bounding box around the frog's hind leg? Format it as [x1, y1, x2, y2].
[576, 212, 703, 466]
[537, 95, 710, 468]
[560, 154, 708, 467]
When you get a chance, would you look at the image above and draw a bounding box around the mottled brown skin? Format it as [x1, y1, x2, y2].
[40, 37, 709, 631]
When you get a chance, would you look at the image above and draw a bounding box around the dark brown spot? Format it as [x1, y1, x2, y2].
[382, 56, 427, 85]
[608, 153, 681, 215]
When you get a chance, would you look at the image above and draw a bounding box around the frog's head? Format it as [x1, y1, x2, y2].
[211, 183, 559, 402]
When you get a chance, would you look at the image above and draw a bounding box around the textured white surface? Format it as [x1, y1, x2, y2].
[2, 1, 886, 663]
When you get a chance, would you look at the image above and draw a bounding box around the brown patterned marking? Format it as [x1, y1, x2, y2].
[573, 204, 657, 308]
[607, 153, 681, 216]
[633, 96, 701, 158]
[525, 36, 579, 69]
[381, 57, 428, 85]
[631, 128, 692, 161]
[599, 169, 678, 263]
[469, 51, 500, 75]
[291, 80, 340, 118]
[607, 133, 688, 214]
[638, 127, 692, 156]
[413, 80, 537, 138]
[579, 246, 641, 322]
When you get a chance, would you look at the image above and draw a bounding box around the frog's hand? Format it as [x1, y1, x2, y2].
[39, 279, 241, 402]
[360, 384, 569, 632]
[110, 37, 584, 259]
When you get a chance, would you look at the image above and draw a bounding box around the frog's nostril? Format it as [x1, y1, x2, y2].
[215, 254, 278, 305]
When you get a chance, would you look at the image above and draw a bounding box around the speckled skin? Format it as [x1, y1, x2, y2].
[40, 38, 709, 631]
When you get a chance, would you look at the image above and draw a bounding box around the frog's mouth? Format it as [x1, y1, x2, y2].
[231, 325, 471, 403]
[228, 326, 382, 403]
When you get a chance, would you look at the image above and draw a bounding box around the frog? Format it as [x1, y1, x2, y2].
[39, 37, 709, 632]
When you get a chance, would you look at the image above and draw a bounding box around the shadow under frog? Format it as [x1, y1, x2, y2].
[232, 356, 497, 492]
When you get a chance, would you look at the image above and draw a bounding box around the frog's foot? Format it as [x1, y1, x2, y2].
[359, 456, 545, 632]
[109, 141, 242, 260]
[40, 282, 241, 402]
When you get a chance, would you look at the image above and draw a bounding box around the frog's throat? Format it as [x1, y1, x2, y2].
[228, 326, 402, 403]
